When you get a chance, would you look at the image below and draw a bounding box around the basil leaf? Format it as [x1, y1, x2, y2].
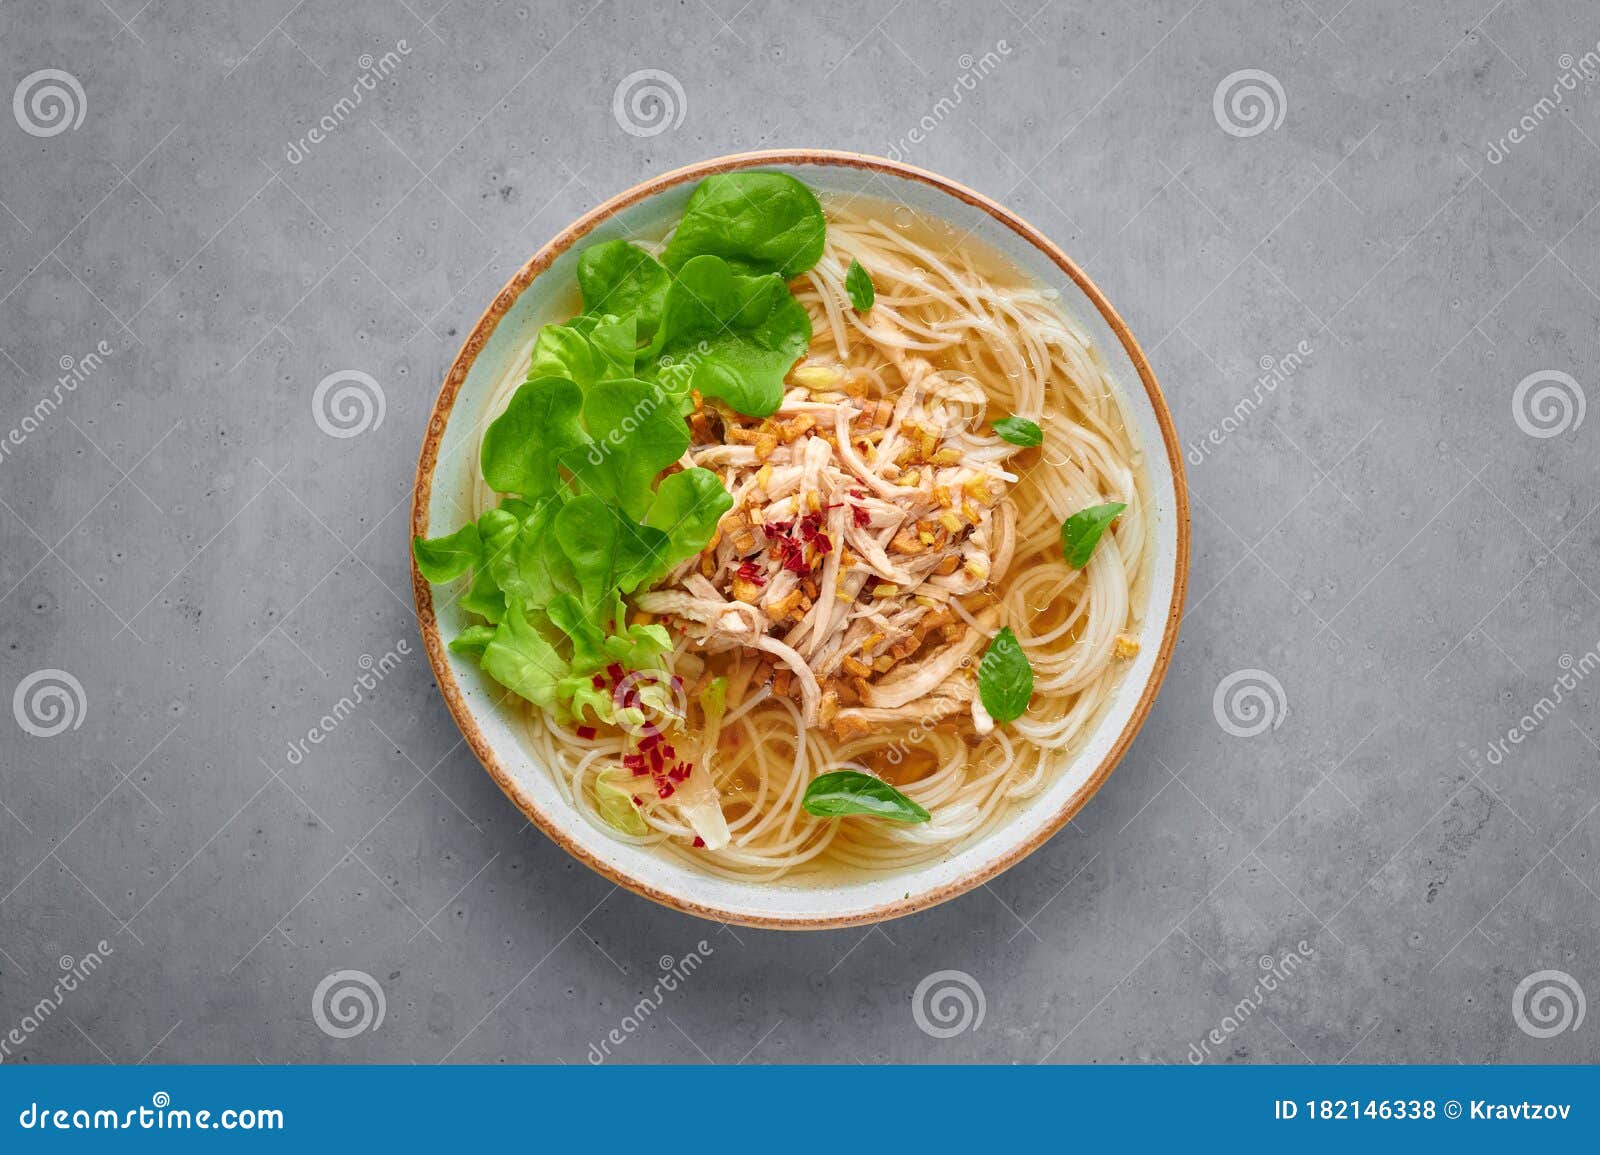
[992, 415, 1042, 448]
[845, 259, 874, 312]
[412, 522, 481, 583]
[802, 770, 930, 824]
[1060, 502, 1126, 568]
[662, 172, 826, 279]
[977, 626, 1032, 723]
[480, 376, 590, 498]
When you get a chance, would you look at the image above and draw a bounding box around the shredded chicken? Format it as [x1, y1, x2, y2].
[637, 365, 1021, 737]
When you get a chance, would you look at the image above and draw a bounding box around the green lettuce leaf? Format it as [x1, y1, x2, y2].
[412, 522, 481, 583]
[554, 494, 672, 616]
[661, 172, 826, 278]
[578, 241, 670, 344]
[653, 255, 810, 417]
[562, 378, 691, 519]
[480, 600, 568, 711]
[481, 376, 590, 498]
[644, 467, 733, 569]
[527, 314, 636, 387]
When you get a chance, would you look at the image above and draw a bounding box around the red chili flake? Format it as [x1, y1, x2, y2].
[657, 781, 675, 799]
[575, 725, 597, 740]
[605, 662, 625, 682]
[736, 560, 766, 586]
[639, 732, 662, 751]
[623, 753, 646, 773]
[591, 674, 606, 690]
[851, 504, 871, 528]
[692, 836, 706, 848]
[775, 536, 809, 574]
[814, 532, 833, 555]
[632, 796, 644, 806]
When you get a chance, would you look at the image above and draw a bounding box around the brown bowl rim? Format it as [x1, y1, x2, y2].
[410, 148, 1191, 930]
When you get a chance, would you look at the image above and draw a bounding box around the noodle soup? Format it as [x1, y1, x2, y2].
[416, 169, 1157, 891]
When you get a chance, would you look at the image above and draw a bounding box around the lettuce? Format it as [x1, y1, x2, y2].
[662, 171, 826, 279]
[414, 171, 831, 723]
[651, 255, 810, 417]
[578, 242, 670, 344]
[480, 376, 589, 498]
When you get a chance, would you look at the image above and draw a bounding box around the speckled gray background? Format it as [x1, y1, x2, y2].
[1, 0, 1597, 1065]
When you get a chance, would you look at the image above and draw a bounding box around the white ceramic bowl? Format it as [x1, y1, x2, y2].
[411, 151, 1189, 929]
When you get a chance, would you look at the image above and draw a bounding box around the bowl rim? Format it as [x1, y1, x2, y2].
[410, 148, 1190, 930]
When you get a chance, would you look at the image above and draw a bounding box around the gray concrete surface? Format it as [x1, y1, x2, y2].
[1, 0, 1598, 1065]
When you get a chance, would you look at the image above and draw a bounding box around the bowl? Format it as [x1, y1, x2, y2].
[411, 150, 1189, 929]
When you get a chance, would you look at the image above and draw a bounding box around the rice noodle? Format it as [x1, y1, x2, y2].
[474, 195, 1149, 883]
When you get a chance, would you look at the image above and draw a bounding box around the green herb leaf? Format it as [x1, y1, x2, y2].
[594, 772, 649, 835]
[577, 241, 670, 344]
[662, 172, 826, 279]
[480, 600, 568, 712]
[992, 415, 1042, 448]
[412, 523, 481, 583]
[447, 624, 498, 657]
[644, 467, 734, 570]
[527, 314, 636, 386]
[480, 376, 589, 498]
[554, 494, 671, 615]
[1060, 502, 1126, 568]
[654, 255, 811, 417]
[977, 626, 1033, 723]
[845, 259, 874, 312]
[561, 378, 692, 520]
[802, 769, 930, 824]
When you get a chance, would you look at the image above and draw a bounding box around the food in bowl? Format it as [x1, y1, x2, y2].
[413, 171, 1150, 884]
